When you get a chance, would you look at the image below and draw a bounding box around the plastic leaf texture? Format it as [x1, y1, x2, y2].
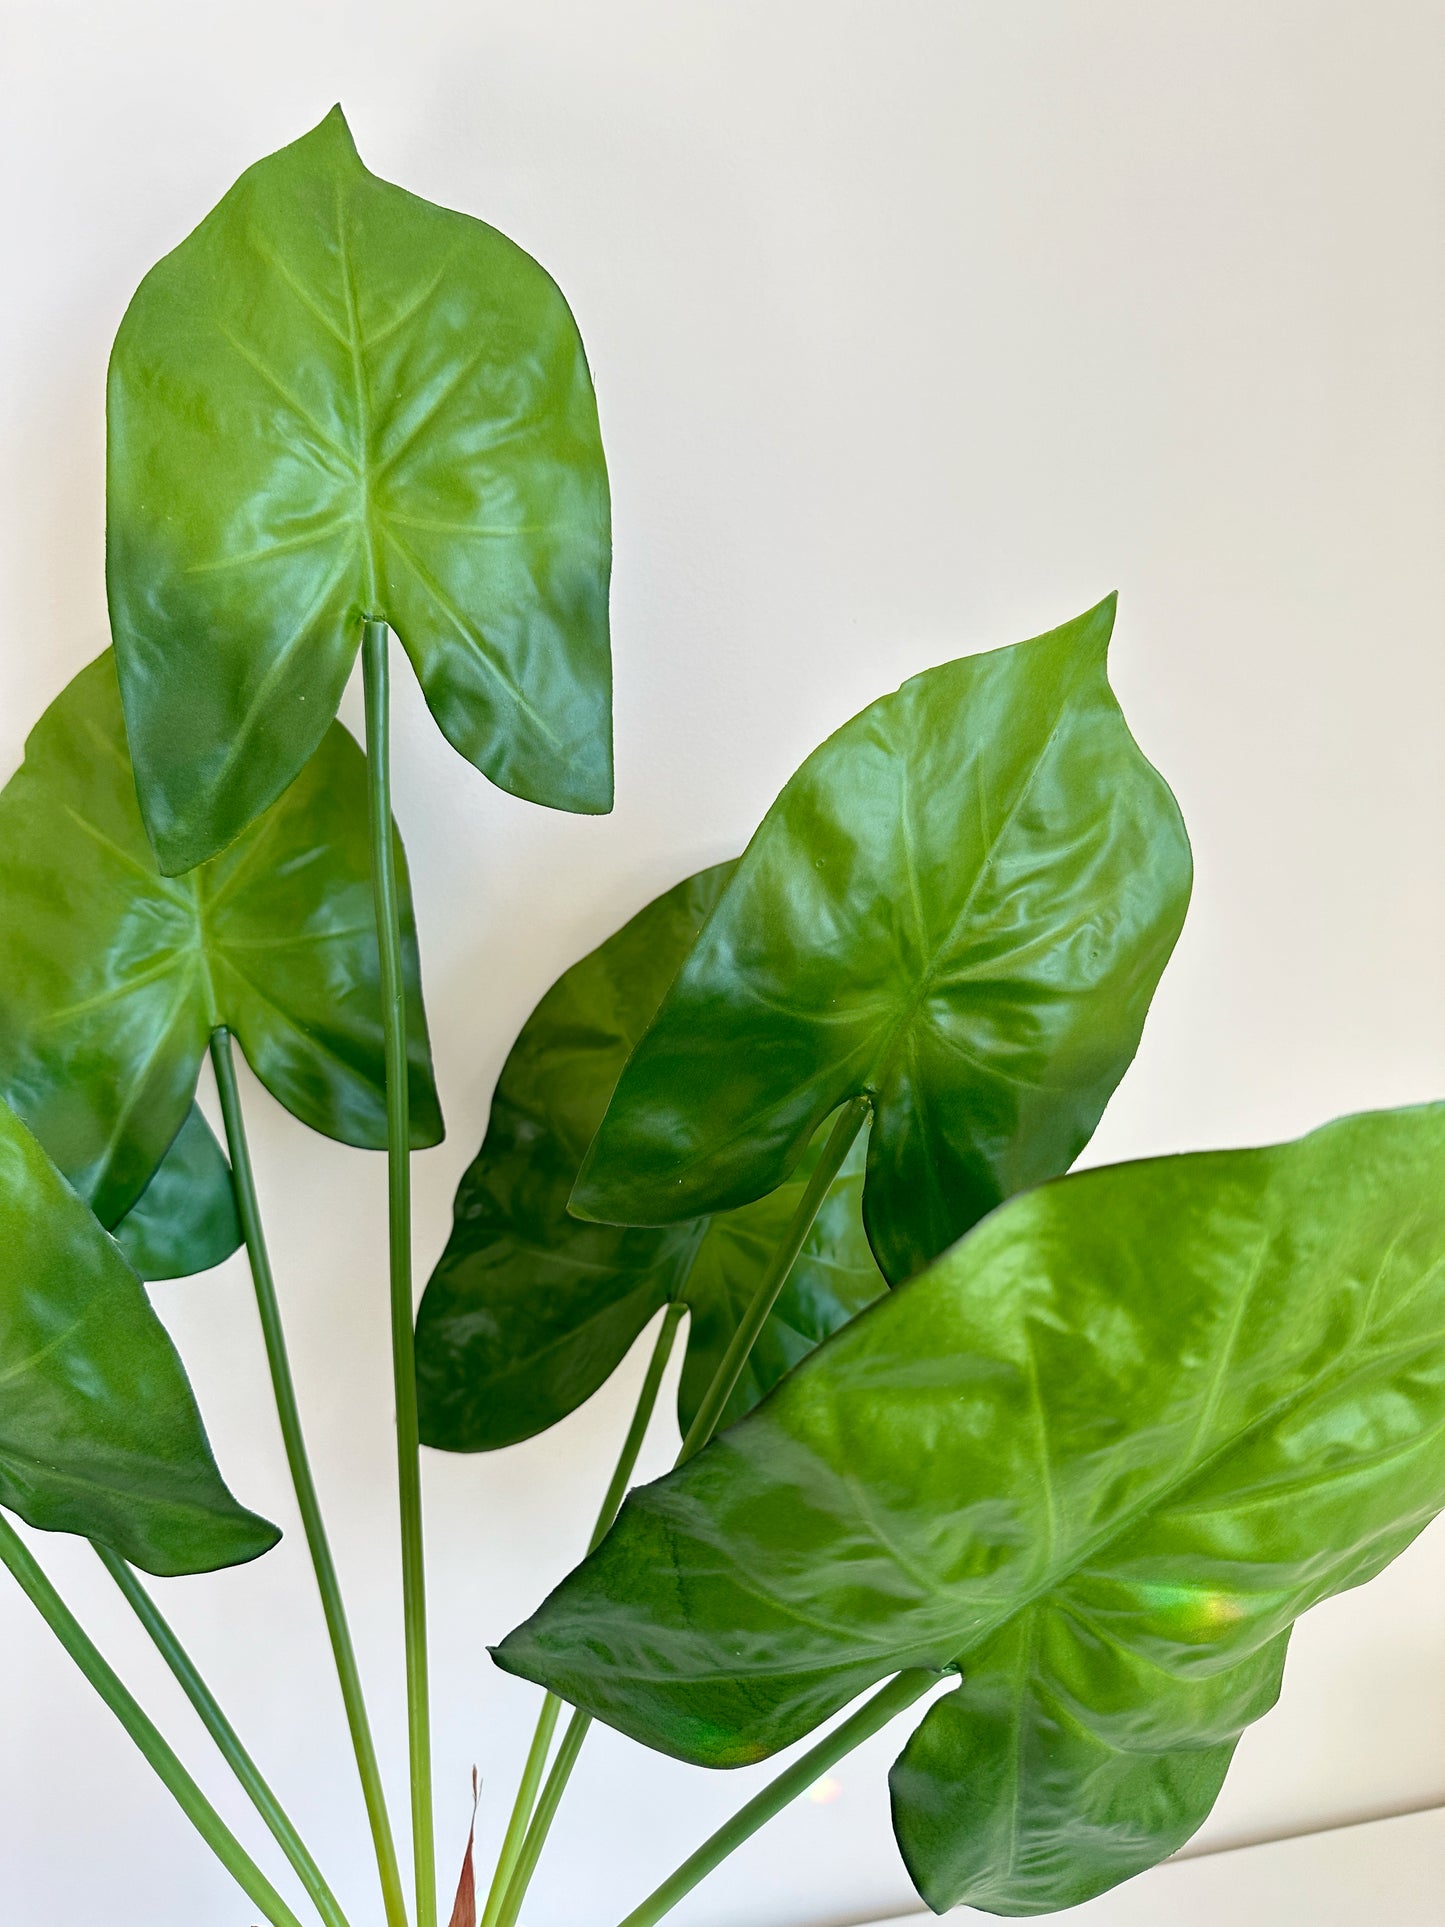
[572, 598, 1192, 1284]
[0, 652, 441, 1229]
[109, 1104, 242, 1281]
[415, 864, 886, 1452]
[107, 105, 612, 873]
[496, 1103, 1445, 1915]
[0, 1095, 278, 1575]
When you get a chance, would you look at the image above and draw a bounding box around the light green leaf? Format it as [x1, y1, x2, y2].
[110, 1104, 242, 1282]
[0, 652, 441, 1228]
[0, 1095, 278, 1575]
[572, 598, 1192, 1284]
[107, 105, 611, 873]
[415, 864, 886, 1452]
[496, 1103, 1445, 1914]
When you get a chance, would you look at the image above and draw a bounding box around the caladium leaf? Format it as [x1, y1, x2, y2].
[571, 598, 1192, 1285]
[109, 1104, 242, 1282]
[0, 1095, 278, 1575]
[496, 1103, 1445, 1915]
[107, 104, 612, 874]
[415, 864, 886, 1453]
[0, 652, 441, 1229]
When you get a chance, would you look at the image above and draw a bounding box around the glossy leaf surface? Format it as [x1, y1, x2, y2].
[0, 653, 440, 1228]
[0, 1097, 278, 1575]
[108, 105, 611, 873]
[498, 1104, 1445, 1913]
[110, 1104, 242, 1281]
[572, 598, 1192, 1284]
[415, 864, 885, 1452]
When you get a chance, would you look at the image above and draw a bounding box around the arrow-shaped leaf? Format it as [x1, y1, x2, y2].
[572, 598, 1192, 1285]
[107, 105, 611, 873]
[0, 1095, 278, 1575]
[415, 864, 885, 1452]
[496, 1102, 1445, 1914]
[0, 652, 441, 1228]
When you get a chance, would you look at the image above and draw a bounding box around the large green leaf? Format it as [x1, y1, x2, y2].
[0, 652, 441, 1228]
[572, 598, 1192, 1284]
[107, 105, 611, 874]
[415, 864, 886, 1452]
[496, 1103, 1445, 1914]
[110, 1104, 242, 1282]
[0, 1096, 278, 1575]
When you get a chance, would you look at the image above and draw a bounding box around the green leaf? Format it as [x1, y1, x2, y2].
[495, 1103, 1445, 1914]
[572, 598, 1192, 1285]
[110, 1104, 242, 1282]
[415, 864, 886, 1452]
[0, 1095, 278, 1575]
[107, 104, 611, 874]
[0, 652, 441, 1228]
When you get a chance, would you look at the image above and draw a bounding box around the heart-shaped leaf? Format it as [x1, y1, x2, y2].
[0, 1095, 278, 1575]
[497, 1103, 1445, 1914]
[571, 598, 1192, 1284]
[415, 864, 886, 1452]
[0, 652, 441, 1228]
[110, 1103, 242, 1281]
[107, 105, 611, 873]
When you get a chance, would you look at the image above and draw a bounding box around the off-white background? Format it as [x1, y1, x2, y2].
[1, 4, 1443, 1924]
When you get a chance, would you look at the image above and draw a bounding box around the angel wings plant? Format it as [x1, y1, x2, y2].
[2, 106, 1441, 1927]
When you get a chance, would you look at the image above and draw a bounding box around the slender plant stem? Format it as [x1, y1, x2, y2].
[481, 1304, 686, 1927]
[210, 1025, 410, 1927]
[492, 1707, 592, 1927]
[493, 1103, 870, 1917]
[362, 617, 436, 1927]
[615, 1670, 939, 1927]
[678, 1095, 869, 1461]
[96, 1546, 352, 1927]
[0, 1514, 309, 1927]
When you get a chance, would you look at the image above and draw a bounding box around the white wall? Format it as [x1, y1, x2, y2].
[2, 5, 1443, 1925]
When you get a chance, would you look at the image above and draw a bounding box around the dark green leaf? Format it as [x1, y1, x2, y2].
[0, 652, 441, 1227]
[107, 105, 611, 874]
[496, 1103, 1445, 1914]
[110, 1104, 242, 1282]
[572, 598, 1192, 1284]
[415, 864, 885, 1452]
[0, 1095, 278, 1575]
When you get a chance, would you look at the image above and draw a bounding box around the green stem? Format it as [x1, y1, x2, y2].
[210, 1026, 409, 1927]
[481, 1304, 686, 1927]
[492, 1707, 592, 1927]
[678, 1096, 869, 1462]
[0, 1514, 308, 1927]
[362, 618, 435, 1927]
[493, 1104, 869, 1919]
[96, 1546, 352, 1927]
[616, 1670, 939, 1927]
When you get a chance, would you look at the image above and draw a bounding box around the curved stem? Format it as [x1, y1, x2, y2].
[96, 1546, 351, 1927]
[0, 1514, 308, 1927]
[481, 1304, 686, 1927]
[210, 1026, 409, 1927]
[616, 1670, 939, 1927]
[679, 1096, 868, 1461]
[362, 618, 436, 1927]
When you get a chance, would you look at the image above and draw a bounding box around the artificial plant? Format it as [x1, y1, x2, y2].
[1, 104, 1440, 1927]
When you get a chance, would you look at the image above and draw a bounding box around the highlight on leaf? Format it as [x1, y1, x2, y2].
[415, 863, 886, 1453]
[572, 596, 1193, 1286]
[0, 651, 442, 1231]
[107, 104, 613, 874]
[0, 1094, 278, 1575]
[496, 1101, 1445, 1915]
